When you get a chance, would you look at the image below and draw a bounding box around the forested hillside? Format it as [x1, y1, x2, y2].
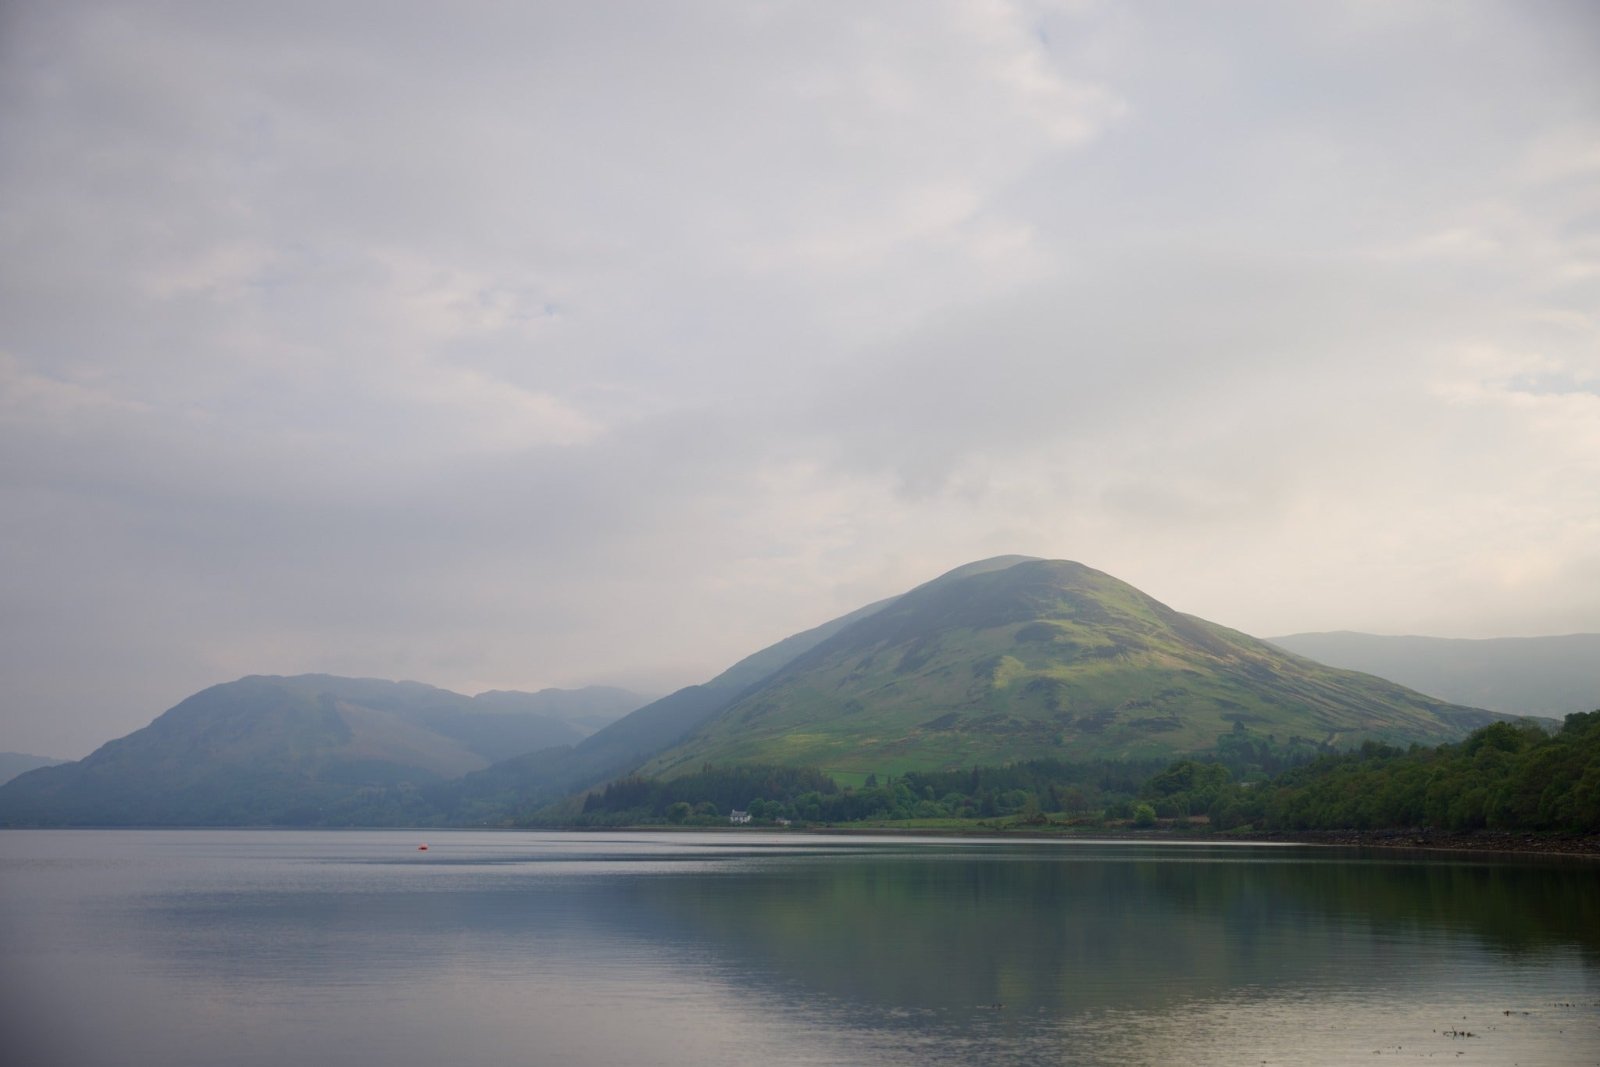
[1201, 712, 1600, 833]
[552, 714, 1600, 837]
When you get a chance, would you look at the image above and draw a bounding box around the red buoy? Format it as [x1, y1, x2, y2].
[417, 843, 429, 851]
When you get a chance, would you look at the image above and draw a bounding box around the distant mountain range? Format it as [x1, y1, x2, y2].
[1268, 632, 1600, 718]
[0, 752, 66, 787]
[0, 678, 646, 826]
[0, 557, 1547, 827]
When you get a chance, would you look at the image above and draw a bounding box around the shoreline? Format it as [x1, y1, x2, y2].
[1232, 827, 1600, 858]
[6, 822, 1597, 857]
[797, 822, 1600, 858]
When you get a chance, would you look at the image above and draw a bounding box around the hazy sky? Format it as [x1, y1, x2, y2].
[3, 1, 1597, 758]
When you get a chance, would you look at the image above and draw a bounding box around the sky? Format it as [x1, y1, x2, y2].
[2, 1, 1597, 759]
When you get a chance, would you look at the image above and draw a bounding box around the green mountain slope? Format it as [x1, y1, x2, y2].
[1268, 631, 1599, 718]
[438, 555, 1045, 816]
[0, 676, 647, 826]
[642, 559, 1501, 779]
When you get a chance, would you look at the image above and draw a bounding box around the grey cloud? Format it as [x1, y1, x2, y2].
[2, 1, 1597, 757]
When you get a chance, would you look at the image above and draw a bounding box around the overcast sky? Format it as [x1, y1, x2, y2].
[3, 2, 1597, 758]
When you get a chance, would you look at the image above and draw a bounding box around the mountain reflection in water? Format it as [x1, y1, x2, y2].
[1, 832, 1595, 1067]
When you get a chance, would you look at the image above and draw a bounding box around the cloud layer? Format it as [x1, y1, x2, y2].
[3, 1, 1597, 756]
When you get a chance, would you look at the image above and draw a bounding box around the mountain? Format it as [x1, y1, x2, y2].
[0, 558, 1517, 827]
[0, 752, 66, 787]
[637, 559, 1501, 780]
[437, 555, 1044, 816]
[0, 676, 647, 826]
[1267, 632, 1600, 718]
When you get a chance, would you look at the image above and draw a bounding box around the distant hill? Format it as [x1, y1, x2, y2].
[638, 559, 1501, 780]
[1267, 632, 1600, 718]
[468, 686, 646, 736]
[0, 752, 66, 787]
[0, 677, 647, 826]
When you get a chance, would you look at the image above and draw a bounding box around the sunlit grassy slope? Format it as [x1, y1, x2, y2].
[642, 559, 1499, 779]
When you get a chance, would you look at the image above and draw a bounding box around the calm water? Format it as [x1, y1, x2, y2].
[1, 831, 1596, 1066]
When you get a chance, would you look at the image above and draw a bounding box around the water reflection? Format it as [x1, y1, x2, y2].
[594, 842, 1600, 1012]
[1, 831, 1595, 1067]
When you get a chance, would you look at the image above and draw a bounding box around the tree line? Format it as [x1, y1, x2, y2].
[555, 713, 1599, 834]
[1199, 711, 1599, 833]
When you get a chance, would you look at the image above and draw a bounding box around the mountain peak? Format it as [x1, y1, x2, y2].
[640, 557, 1494, 778]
